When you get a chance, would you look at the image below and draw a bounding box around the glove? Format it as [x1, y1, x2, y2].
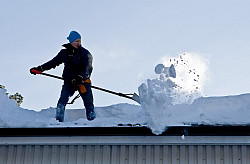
[71, 75, 83, 87]
[84, 78, 91, 84]
[30, 66, 43, 75]
[78, 84, 87, 93]
[78, 79, 91, 93]
[71, 75, 84, 85]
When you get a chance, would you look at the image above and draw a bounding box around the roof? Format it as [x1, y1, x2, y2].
[1, 126, 250, 163]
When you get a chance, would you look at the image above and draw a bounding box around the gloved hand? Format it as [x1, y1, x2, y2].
[78, 79, 91, 93]
[71, 75, 83, 86]
[72, 75, 92, 94]
[78, 84, 87, 94]
[30, 66, 43, 75]
[75, 75, 84, 84]
[84, 78, 91, 84]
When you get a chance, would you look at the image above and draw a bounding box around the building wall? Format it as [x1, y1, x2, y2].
[0, 145, 250, 164]
[1, 136, 250, 164]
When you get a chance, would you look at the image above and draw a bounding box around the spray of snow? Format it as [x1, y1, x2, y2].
[164, 52, 209, 104]
[138, 52, 210, 134]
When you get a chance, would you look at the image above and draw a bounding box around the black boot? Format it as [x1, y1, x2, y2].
[86, 107, 96, 121]
[56, 103, 65, 122]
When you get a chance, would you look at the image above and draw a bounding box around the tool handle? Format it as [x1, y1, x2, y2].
[32, 71, 139, 103]
[31, 69, 42, 74]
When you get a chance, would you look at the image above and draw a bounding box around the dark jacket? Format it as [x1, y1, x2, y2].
[41, 44, 93, 82]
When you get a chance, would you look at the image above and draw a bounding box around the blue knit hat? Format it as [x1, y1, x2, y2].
[67, 31, 81, 43]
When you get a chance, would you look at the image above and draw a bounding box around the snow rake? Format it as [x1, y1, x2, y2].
[30, 69, 141, 105]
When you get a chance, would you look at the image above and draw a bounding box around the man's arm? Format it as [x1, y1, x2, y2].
[41, 50, 64, 71]
[83, 52, 93, 80]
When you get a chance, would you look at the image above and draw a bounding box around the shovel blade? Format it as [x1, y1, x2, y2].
[132, 93, 141, 105]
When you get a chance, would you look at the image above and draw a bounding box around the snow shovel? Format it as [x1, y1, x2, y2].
[30, 69, 141, 104]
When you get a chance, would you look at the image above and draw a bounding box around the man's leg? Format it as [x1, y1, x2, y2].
[80, 83, 96, 121]
[56, 84, 75, 122]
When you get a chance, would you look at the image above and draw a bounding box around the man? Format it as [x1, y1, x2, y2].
[30, 31, 96, 122]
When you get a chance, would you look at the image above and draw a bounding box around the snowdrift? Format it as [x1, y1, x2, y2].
[1, 88, 250, 135]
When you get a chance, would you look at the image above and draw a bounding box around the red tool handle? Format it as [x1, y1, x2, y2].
[31, 69, 41, 74]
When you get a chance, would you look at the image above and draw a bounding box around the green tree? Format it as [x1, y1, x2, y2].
[9, 93, 24, 106]
[0, 85, 24, 106]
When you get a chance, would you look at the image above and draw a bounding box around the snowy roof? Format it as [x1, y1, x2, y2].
[1, 86, 250, 135]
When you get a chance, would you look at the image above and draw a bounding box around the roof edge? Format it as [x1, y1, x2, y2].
[1, 136, 250, 146]
[1, 125, 250, 137]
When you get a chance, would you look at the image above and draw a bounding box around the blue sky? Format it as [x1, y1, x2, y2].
[1, 0, 250, 110]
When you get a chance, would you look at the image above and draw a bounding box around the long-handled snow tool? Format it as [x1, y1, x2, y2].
[30, 69, 141, 104]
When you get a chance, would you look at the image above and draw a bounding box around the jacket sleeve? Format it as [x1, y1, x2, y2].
[41, 50, 64, 71]
[83, 52, 93, 79]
